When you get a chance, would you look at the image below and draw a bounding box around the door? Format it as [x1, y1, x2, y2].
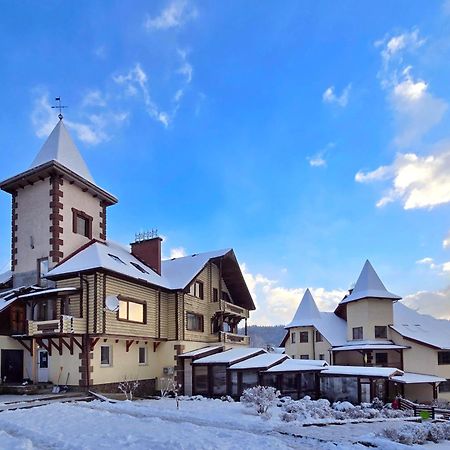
[360, 382, 371, 403]
[184, 359, 192, 396]
[37, 349, 49, 382]
[1, 350, 24, 383]
[10, 305, 26, 334]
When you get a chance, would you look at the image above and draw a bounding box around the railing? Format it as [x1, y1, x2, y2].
[27, 316, 86, 335]
[399, 398, 450, 420]
[222, 301, 249, 319]
[219, 331, 250, 346]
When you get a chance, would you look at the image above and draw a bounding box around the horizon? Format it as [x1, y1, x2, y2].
[0, 0, 449, 325]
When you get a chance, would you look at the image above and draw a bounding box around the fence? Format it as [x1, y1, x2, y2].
[399, 398, 450, 420]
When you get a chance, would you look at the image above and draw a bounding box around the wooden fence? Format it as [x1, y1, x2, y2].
[399, 398, 450, 420]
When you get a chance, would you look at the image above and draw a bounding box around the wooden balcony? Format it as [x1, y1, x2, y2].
[219, 331, 250, 346]
[213, 301, 249, 319]
[27, 315, 86, 335]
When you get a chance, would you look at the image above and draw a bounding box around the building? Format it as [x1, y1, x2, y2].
[0, 118, 255, 393]
[283, 260, 450, 403]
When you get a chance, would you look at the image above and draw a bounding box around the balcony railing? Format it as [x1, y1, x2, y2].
[27, 315, 86, 335]
[213, 301, 249, 319]
[219, 331, 250, 346]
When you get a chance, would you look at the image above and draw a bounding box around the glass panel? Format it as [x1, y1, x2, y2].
[101, 346, 110, 365]
[194, 366, 208, 394]
[118, 300, 128, 319]
[129, 302, 144, 322]
[76, 216, 88, 236]
[139, 347, 146, 364]
[300, 373, 316, 392]
[241, 371, 259, 391]
[212, 366, 227, 395]
[320, 377, 358, 403]
[231, 371, 238, 396]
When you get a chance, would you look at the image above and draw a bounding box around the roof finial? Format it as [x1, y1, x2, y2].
[51, 97, 68, 120]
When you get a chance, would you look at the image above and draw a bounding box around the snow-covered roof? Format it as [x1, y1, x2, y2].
[179, 346, 223, 358]
[228, 353, 287, 370]
[17, 287, 78, 299]
[193, 348, 265, 365]
[321, 365, 403, 378]
[161, 249, 232, 289]
[265, 359, 328, 373]
[0, 270, 12, 286]
[30, 120, 94, 183]
[332, 342, 408, 352]
[391, 372, 446, 384]
[391, 302, 450, 350]
[47, 241, 231, 291]
[285, 290, 347, 346]
[339, 260, 401, 305]
[0, 296, 18, 313]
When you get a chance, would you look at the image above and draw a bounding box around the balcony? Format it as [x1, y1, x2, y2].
[27, 315, 86, 335]
[213, 301, 249, 319]
[220, 331, 250, 346]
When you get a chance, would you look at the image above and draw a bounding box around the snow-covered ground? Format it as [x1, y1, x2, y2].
[0, 397, 449, 449]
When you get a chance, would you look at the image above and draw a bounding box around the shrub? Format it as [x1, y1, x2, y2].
[240, 386, 280, 417]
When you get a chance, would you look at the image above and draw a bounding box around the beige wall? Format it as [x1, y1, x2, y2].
[61, 181, 104, 258]
[284, 326, 332, 363]
[346, 298, 394, 341]
[15, 178, 51, 273]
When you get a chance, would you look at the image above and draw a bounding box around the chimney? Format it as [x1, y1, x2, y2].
[130, 234, 162, 275]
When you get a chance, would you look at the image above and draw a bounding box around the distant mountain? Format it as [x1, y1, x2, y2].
[241, 325, 286, 348]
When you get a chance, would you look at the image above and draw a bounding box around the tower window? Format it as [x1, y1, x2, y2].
[299, 331, 309, 343]
[72, 208, 93, 238]
[352, 327, 363, 340]
[37, 257, 49, 287]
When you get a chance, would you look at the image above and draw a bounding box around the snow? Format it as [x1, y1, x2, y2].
[30, 120, 95, 183]
[17, 286, 77, 299]
[332, 343, 408, 351]
[339, 260, 401, 305]
[286, 288, 321, 326]
[391, 372, 446, 384]
[47, 241, 232, 291]
[392, 302, 450, 349]
[265, 359, 327, 373]
[0, 270, 12, 286]
[179, 346, 223, 358]
[322, 365, 403, 378]
[193, 348, 266, 365]
[228, 353, 287, 370]
[0, 396, 446, 449]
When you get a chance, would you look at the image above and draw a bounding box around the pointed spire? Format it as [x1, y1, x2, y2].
[286, 288, 321, 328]
[30, 120, 94, 183]
[340, 260, 401, 305]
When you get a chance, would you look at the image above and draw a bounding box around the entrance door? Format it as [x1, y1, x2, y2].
[360, 383, 371, 403]
[184, 359, 192, 396]
[1, 349, 24, 383]
[37, 349, 49, 382]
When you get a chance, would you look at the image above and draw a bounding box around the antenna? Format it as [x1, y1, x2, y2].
[51, 97, 68, 120]
[134, 229, 159, 243]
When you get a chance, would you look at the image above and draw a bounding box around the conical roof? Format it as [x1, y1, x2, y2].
[30, 120, 94, 183]
[340, 260, 401, 305]
[286, 288, 321, 328]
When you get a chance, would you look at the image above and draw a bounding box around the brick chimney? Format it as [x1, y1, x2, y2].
[130, 237, 162, 275]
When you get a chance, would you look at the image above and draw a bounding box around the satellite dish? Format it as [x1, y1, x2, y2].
[105, 295, 120, 312]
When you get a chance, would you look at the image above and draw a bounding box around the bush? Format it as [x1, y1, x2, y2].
[240, 386, 280, 417]
[382, 422, 450, 445]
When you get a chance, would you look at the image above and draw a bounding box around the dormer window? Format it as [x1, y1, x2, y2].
[130, 262, 149, 274]
[72, 208, 92, 239]
[108, 254, 126, 265]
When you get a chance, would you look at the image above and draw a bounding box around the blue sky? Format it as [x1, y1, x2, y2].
[0, 0, 449, 324]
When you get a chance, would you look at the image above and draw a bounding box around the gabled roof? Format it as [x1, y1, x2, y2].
[228, 353, 288, 370]
[265, 358, 328, 373]
[338, 260, 401, 305]
[193, 347, 266, 365]
[31, 120, 94, 183]
[284, 289, 347, 347]
[391, 302, 450, 350]
[322, 365, 403, 378]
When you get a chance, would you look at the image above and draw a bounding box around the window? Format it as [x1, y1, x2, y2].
[108, 253, 126, 265]
[375, 326, 387, 339]
[194, 281, 204, 299]
[291, 331, 296, 343]
[315, 330, 323, 342]
[72, 208, 92, 238]
[213, 288, 219, 302]
[100, 346, 111, 366]
[118, 298, 145, 323]
[439, 380, 450, 393]
[138, 347, 147, 365]
[438, 352, 450, 365]
[319, 354, 325, 360]
[186, 312, 203, 332]
[352, 327, 363, 340]
[300, 354, 309, 360]
[131, 262, 149, 274]
[300, 331, 309, 343]
[37, 257, 49, 287]
[375, 352, 388, 365]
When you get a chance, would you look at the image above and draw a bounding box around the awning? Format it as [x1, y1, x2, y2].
[264, 359, 328, 373]
[178, 346, 223, 359]
[332, 344, 408, 351]
[391, 372, 446, 384]
[321, 365, 403, 378]
[17, 287, 78, 300]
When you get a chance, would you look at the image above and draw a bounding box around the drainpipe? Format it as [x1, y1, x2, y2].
[81, 274, 90, 391]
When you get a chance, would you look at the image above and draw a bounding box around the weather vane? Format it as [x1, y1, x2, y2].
[51, 97, 68, 120]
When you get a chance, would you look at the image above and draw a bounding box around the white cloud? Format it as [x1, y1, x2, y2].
[82, 90, 108, 108]
[416, 256, 450, 275]
[31, 91, 127, 145]
[322, 84, 351, 107]
[444, 232, 450, 249]
[355, 149, 450, 209]
[307, 142, 335, 168]
[144, 0, 197, 30]
[169, 247, 187, 259]
[376, 30, 425, 68]
[240, 263, 346, 325]
[177, 49, 193, 83]
[403, 286, 450, 320]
